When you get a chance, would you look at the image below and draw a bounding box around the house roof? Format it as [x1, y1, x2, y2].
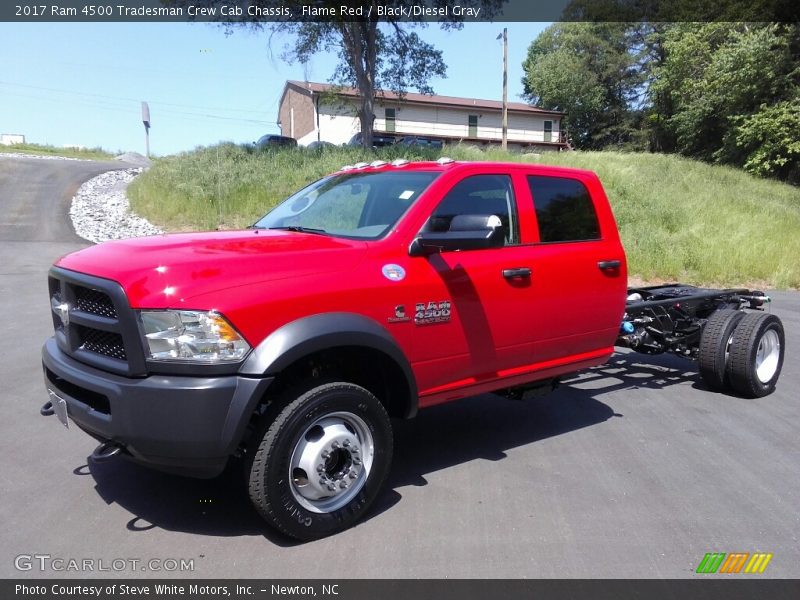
[283, 80, 565, 117]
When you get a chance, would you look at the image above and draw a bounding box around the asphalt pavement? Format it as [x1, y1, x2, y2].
[0, 155, 797, 579]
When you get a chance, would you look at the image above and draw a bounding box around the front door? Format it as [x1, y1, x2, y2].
[405, 173, 539, 395]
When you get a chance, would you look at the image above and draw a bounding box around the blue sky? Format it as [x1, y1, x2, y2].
[0, 21, 548, 155]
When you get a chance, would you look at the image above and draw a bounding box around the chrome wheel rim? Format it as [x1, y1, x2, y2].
[755, 329, 781, 384]
[289, 411, 374, 514]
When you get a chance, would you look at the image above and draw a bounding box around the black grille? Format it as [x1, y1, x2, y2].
[49, 267, 148, 376]
[74, 287, 117, 319]
[77, 326, 127, 361]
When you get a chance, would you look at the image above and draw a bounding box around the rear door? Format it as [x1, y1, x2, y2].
[523, 173, 627, 363]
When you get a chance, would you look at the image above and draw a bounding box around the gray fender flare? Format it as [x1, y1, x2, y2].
[239, 312, 418, 418]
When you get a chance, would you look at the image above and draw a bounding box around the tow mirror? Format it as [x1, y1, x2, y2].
[409, 214, 505, 257]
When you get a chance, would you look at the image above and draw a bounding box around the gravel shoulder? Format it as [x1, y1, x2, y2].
[0, 150, 158, 244]
[69, 168, 162, 242]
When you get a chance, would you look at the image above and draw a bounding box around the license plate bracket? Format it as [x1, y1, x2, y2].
[47, 389, 69, 429]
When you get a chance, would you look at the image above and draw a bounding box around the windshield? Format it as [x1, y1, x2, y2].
[253, 170, 440, 239]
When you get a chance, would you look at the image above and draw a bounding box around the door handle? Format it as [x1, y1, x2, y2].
[597, 260, 621, 271]
[502, 267, 531, 279]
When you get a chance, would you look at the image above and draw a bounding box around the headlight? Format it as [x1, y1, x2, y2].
[139, 310, 250, 363]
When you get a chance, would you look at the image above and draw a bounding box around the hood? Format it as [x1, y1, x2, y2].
[56, 230, 368, 308]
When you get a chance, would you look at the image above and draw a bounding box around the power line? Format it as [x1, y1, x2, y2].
[0, 80, 275, 116]
[0, 90, 137, 115]
[0, 85, 273, 125]
[55, 60, 265, 84]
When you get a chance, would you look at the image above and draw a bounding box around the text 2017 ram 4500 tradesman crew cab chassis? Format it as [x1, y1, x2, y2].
[41, 160, 785, 540]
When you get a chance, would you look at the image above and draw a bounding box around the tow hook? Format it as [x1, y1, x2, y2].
[40, 401, 55, 416]
[91, 441, 124, 463]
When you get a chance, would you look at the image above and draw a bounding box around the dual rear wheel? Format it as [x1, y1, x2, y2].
[699, 310, 784, 398]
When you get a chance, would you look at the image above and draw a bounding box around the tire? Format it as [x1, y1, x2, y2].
[726, 313, 785, 398]
[698, 309, 745, 391]
[247, 382, 392, 541]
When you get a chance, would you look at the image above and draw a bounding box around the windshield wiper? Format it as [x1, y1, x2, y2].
[267, 226, 328, 235]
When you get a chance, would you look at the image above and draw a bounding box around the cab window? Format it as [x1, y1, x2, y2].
[527, 175, 600, 242]
[424, 174, 518, 245]
[254, 171, 440, 239]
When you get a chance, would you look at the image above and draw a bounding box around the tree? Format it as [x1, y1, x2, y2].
[168, 1, 504, 147]
[521, 31, 604, 148]
[521, 22, 648, 149]
[734, 100, 800, 184]
[522, 14, 800, 183]
[651, 22, 800, 179]
[275, 18, 448, 148]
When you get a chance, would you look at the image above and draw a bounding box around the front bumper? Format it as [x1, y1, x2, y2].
[42, 337, 273, 478]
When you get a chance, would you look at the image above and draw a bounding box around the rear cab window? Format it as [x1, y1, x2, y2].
[526, 175, 601, 243]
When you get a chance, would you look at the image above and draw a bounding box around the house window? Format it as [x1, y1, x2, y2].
[385, 108, 396, 133]
[544, 120, 553, 143]
[468, 115, 478, 138]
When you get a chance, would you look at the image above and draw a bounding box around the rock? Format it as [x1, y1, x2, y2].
[70, 168, 163, 243]
[115, 152, 152, 167]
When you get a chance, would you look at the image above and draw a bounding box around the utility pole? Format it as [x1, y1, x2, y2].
[498, 28, 508, 151]
[141, 101, 151, 158]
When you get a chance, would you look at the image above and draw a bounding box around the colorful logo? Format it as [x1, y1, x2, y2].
[696, 552, 773, 574]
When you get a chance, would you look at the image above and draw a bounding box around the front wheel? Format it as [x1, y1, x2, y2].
[247, 382, 393, 541]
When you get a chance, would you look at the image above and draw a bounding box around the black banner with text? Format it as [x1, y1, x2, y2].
[6, 579, 800, 600]
[2, 0, 798, 23]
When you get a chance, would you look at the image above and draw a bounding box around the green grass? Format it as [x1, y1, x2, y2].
[0, 142, 116, 161]
[128, 143, 800, 289]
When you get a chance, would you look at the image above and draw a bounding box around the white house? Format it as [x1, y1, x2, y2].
[277, 80, 569, 151]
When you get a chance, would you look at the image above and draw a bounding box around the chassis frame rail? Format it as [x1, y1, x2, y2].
[617, 284, 770, 357]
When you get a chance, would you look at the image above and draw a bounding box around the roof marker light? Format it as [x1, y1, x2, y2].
[340, 165, 355, 171]
[391, 159, 409, 167]
[370, 160, 387, 168]
[437, 157, 455, 164]
[354, 162, 369, 169]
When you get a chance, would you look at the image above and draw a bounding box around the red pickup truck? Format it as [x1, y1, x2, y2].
[42, 159, 785, 540]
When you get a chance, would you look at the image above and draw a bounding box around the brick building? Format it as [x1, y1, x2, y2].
[277, 80, 569, 150]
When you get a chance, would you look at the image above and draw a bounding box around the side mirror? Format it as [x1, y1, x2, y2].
[409, 214, 505, 257]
